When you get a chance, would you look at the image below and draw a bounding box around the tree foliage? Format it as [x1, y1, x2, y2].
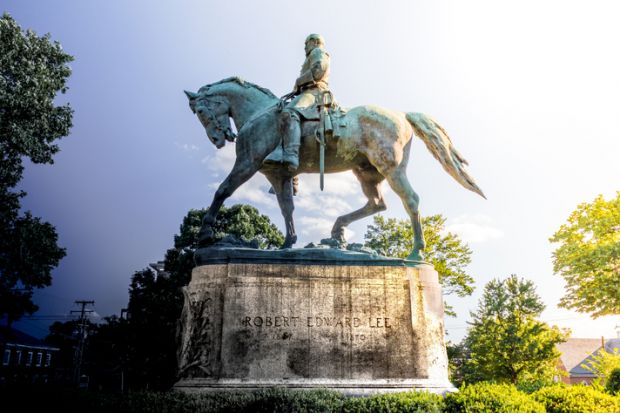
[45, 319, 82, 373]
[461, 275, 567, 385]
[549, 192, 620, 317]
[532, 384, 620, 413]
[174, 204, 284, 250]
[364, 214, 475, 299]
[581, 346, 620, 389]
[607, 368, 620, 395]
[0, 13, 72, 324]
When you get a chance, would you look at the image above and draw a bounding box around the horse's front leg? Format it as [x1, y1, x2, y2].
[264, 171, 297, 249]
[198, 158, 262, 246]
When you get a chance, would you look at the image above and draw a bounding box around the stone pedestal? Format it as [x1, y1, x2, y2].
[174, 248, 454, 395]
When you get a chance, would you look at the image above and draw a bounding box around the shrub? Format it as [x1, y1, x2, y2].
[607, 368, 620, 395]
[243, 388, 345, 413]
[444, 382, 545, 413]
[119, 388, 345, 413]
[342, 391, 444, 413]
[532, 384, 620, 413]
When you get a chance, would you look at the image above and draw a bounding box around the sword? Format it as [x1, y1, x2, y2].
[318, 107, 326, 191]
[317, 91, 333, 191]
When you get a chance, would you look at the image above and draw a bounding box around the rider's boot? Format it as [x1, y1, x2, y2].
[279, 109, 301, 172]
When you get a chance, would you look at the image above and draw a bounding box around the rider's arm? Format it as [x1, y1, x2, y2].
[295, 49, 329, 90]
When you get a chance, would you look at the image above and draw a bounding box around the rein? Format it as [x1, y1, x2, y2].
[195, 95, 236, 142]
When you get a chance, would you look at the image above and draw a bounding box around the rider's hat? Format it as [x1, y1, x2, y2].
[305, 33, 325, 46]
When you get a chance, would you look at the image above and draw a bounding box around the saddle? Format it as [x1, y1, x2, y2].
[263, 103, 347, 165]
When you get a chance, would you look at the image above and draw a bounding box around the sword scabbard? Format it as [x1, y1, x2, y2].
[319, 106, 326, 191]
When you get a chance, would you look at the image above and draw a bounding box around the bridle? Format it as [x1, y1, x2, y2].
[193, 94, 236, 142]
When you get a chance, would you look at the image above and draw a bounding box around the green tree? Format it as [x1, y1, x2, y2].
[125, 204, 284, 390]
[550, 192, 620, 317]
[85, 315, 133, 391]
[461, 275, 567, 385]
[46, 317, 130, 390]
[582, 346, 620, 389]
[446, 341, 467, 386]
[0, 14, 72, 325]
[45, 319, 81, 372]
[607, 368, 620, 395]
[364, 214, 475, 314]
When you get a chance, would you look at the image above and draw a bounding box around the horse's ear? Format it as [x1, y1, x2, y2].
[184, 90, 198, 100]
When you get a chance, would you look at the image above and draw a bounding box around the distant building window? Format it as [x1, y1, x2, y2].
[2, 349, 10, 366]
[45, 353, 52, 367]
[26, 351, 33, 367]
[36, 352, 43, 367]
[16, 350, 22, 366]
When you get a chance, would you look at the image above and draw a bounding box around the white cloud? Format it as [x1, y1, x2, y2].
[295, 193, 356, 218]
[201, 144, 236, 175]
[444, 213, 504, 243]
[298, 216, 333, 236]
[175, 142, 200, 152]
[297, 215, 355, 242]
[229, 175, 274, 207]
[295, 172, 367, 218]
[298, 172, 365, 197]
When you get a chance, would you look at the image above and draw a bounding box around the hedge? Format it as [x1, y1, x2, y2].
[532, 384, 620, 413]
[4, 382, 620, 412]
[444, 382, 545, 413]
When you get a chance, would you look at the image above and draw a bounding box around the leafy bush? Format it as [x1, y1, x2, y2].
[580, 345, 620, 388]
[2, 386, 447, 412]
[606, 368, 620, 395]
[343, 391, 444, 413]
[444, 382, 545, 413]
[532, 384, 620, 413]
[113, 388, 344, 413]
[12, 383, 620, 413]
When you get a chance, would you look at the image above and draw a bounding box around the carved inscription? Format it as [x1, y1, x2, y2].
[241, 316, 392, 329]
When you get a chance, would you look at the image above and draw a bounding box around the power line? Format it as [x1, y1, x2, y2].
[21, 315, 77, 320]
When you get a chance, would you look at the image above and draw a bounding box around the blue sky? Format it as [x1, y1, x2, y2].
[5, 1, 619, 341]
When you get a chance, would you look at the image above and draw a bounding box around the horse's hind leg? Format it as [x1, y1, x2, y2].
[331, 165, 387, 243]
[264, 172, 297, 248]
[383, 166, 425, 261]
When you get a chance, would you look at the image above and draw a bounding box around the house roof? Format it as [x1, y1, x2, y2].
[0, 326, 59, 351]
[557, 337, 620, 377]
[604, 338, 620, 353]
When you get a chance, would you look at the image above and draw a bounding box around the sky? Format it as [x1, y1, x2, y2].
[4, 1, 619, 342]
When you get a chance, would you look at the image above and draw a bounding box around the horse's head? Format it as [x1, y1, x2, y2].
[185, 90, 236, 149]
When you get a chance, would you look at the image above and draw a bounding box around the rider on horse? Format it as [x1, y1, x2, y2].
[279, 33, 331, 172]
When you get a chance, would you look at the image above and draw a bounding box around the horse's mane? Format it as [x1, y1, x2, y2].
[198, 76, 277, 99]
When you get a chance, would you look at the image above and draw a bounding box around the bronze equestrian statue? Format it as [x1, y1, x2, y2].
[184, 34, 484, 260]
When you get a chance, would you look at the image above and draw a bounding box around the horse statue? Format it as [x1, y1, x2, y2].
[184, 77, 484, 260]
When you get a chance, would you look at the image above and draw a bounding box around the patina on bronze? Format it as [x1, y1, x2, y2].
[184, 34, 484, 260]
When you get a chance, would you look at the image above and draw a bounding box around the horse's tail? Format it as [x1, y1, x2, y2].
[405, 112, 486, 199]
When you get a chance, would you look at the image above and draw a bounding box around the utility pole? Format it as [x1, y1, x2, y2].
[71, 300, 95, 387]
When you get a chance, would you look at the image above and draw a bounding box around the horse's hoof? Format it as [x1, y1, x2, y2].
[281, 235, 297, 249]
[330, 228, 346, 243]
[197, 227, 215, 246]
[407, 250, 424, 262]
[320, 237, 347, 249]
